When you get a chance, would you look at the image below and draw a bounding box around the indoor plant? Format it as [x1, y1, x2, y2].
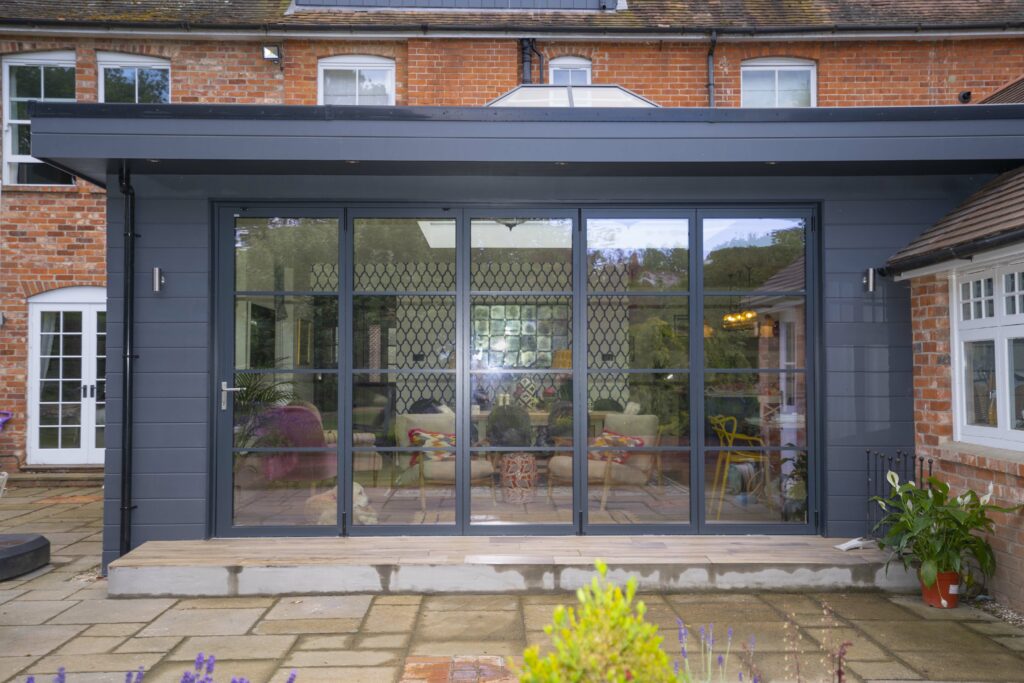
[872, 471, 1020, 608]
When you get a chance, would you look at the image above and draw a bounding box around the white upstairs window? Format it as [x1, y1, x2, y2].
[318, 55, 395, 106]
[741, 58, 816, 108]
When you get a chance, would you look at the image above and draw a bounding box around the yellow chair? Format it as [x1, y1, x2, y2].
[708, 415, 770, 520]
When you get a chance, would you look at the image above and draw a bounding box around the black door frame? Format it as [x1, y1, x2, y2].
[212, 202, 819, 538]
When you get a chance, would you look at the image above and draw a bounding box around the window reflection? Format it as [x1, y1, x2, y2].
[965, 340, 997, 427]
[702, 219, 805, 291]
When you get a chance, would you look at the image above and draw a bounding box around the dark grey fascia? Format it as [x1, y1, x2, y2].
[30, 102, 1024, 187]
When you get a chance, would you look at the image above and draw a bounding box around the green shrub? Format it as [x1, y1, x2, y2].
[519, 560, 677, 683]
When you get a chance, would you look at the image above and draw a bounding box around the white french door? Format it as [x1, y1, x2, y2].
[27, 289, 106, 465]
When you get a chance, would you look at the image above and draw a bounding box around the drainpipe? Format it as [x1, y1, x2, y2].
[707, 30, 718, 107]
[521, 38, 533, 84]
[529, 40, 545, 84]
[118, 162, 136, 557]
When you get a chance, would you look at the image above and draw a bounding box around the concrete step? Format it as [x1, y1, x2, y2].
[9, 469, 104, 488]
[107, 535, 918, 597]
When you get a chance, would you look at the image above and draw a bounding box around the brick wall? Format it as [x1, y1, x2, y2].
[910, 273, 1024, 612]
[1, 32, 1024, 472]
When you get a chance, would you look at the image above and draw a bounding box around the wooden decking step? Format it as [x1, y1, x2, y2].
[107, 535, 918, 597]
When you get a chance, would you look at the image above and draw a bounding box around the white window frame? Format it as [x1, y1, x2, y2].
[740, 57, 817, 108]
[26, 286, 107, 466]
[549, 56, 592, 86]
[950, 255, 1024, 449]
[2, 50, 76, 186]
[317, 55, 396, 106]
[97, 51, 171, 104]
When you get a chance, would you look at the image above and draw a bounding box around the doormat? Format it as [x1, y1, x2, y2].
[400, 655, 516, 682]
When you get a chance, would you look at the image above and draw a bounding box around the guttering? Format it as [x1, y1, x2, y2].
[888, 224, 1024, 278]
[117, 163, 136, 558]
[1, 20, 1024, 42]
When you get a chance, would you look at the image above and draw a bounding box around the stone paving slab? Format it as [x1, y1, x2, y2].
[3, 486, 1024, 683]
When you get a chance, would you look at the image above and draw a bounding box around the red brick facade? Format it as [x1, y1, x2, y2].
[2, 33, 1024, 473]
[910, 274, 1024, 612]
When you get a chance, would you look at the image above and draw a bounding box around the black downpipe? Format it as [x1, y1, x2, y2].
[707, 30, 718, 107]
[529, 40, 545, 84]
[521, 39, 532, 84]
[118, 163, 136, 557]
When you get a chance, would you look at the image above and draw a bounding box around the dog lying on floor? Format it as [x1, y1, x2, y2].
[304, 482, 379, 525]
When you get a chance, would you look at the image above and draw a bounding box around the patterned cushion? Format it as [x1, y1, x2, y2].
[408, 428, 456, 464]
[588, 429, 645, 464]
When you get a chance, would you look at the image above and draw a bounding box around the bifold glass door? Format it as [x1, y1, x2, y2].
[216, 207, 814, 535]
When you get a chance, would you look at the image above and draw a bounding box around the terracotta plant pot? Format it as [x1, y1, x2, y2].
[920, 570, 961, 608]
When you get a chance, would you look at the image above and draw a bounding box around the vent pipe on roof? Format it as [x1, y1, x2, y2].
[707, 30, 718, 107]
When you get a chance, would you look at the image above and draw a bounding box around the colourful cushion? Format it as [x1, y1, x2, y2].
[408, 428, 456, 464]
[588, 429, 644, 464]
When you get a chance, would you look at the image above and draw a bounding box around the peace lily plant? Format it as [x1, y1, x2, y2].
[872, 470, 1020, 608]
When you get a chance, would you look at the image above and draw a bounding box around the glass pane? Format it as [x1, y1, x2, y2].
[61, 334, 82, 356]
[587, 218, 689, 291]
[62, 358, 81, 379]
[40, 404, 60, 426]
[472, 296, 571, 370]
[1012, 338, 1024, 430]
[10, 100, 30, 120]
[15, 162, 74, 185]
[588, 296, 688, 369]
[41, 357, 61, 379]
[588, 373, 690, 446]
[103, 67, 136, 103]
[138, 68, 170, 103]
[705, 372, 806, 447]
[705, 449, 807, 524]
[358, 69, 390, 104]
[703, 296, 804, 369]
[231, 372, 338, 448]
[40, 381, 59, 402]
[741, 69, 775, 107]
[357, 449, 456, 526]
[777, 69, 811, 107]
[234, 296, 338, 370]
[62, 311, 82, 332]
[551, 69, 572, 85]
[354, 218, 456, 291]
[355, 372, 454, 446]
[62, 427, 81, 448]
[13, 123, 31, 156]
[589, 450, 689, 524]
[354, 296, 455, 370]
[233, 454, 336, 527]
[61, 381, 80, 401]
[471, 373, 571, 447]
[323, 69, 357, 105]
[40, 333, 60, 357]
[702, 218, 806, 291]
[965, 340, 997, 427]
[235, 217, 339, 291]
[1007, 273, 1016, 293]
[10, 65, 40, 98]
[471, 450, 571, 526]
[43, 66, 75, 99]
[96, 426, 105, 448]
[471, 218, 573, 291]
[39, 427, 59, 449]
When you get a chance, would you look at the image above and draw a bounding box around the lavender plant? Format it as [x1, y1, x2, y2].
[24, 655, 297, 683]
[674, 619, 762, 683]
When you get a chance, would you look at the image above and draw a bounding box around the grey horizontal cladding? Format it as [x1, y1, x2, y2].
[297, 0, 604, 7]
[108, 272, 211, 299]
[824, 322, 911, 347]
[826, 397, 914, 423]
[823, 297, 911, 324]
[104, 498, 208, 526]
[104, 449, 208, 475]
[104, 422, 208, 450]
[29, 104, 1024, 169]
[826, 421, 914, 447]
[825, 346, 913, 372]
[105, 372, 209, 399]
[826, 371, 914, 398]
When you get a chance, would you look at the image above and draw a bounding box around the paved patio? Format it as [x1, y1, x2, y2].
[3, 486, 1024, 682]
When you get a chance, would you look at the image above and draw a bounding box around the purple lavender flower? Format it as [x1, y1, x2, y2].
[206, 656, 216, 675]
[699, 625, 706, 643]
[195, 654, 205, 672]
[26, 677, 35, 683]
[718, 654, 725, 668]
[134, 666, 145, 683]
[727, 627, 734, 643]
[285, 670, 297, 683]
[55, 668, 66, 683]
[739, 673, 744, 681]
[125, 673, 133, 683]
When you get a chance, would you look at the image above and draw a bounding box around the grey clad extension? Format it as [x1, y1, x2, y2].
[28, 102, 1024, 569]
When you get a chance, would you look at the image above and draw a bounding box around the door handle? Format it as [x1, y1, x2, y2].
[220, 381, 243, 410]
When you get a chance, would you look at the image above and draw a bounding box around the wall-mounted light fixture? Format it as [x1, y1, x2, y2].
[152, 267, 165, 293]
[262, 44, 283, 69]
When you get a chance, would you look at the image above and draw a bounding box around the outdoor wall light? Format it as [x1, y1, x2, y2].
[152, 267, 165, 293]
[262, 44, 283, 68]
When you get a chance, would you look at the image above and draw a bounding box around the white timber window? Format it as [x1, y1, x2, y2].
[318, 55, 395, 106]
[741, 58, 816, 108]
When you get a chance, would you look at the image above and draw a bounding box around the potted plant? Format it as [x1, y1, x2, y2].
[872, 471, 1020, 608]
[487, 403, 537, 497]
[546, 401, 574, 447]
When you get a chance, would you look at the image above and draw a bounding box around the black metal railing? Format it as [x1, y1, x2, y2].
[865, 449, 933, 539]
